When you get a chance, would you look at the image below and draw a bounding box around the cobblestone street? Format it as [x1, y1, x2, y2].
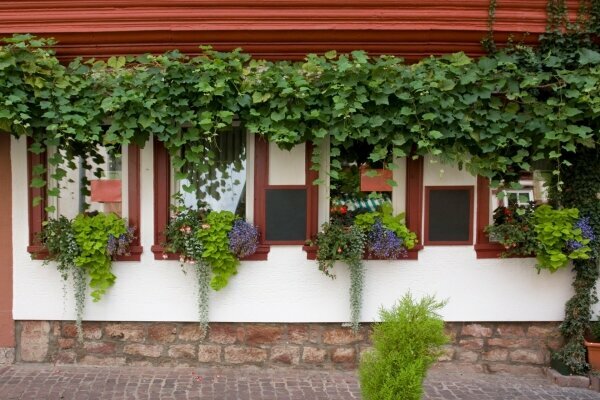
[1, 364, 600, 400]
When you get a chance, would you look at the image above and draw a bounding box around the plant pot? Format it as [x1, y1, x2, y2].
[585, 339, 600, 371]
[91, 179, 122, 203]
[360, 166, 392, 192]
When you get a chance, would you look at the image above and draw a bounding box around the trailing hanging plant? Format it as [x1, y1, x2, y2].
[314, 221, 366, 332]
[164, 206, 259, 334]
[39, 212, 133, 341]
[163, 207, 210, 335]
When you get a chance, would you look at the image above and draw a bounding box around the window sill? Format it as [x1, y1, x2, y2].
[28, 245, 143, 261]
[303, 245, 422, 261]
[474, 243, 535, 259]
[151, 244, 270, 261]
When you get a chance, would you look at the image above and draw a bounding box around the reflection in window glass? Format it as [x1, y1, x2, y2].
[52, 146, 125, 219]
[330, 141, 391, 217]
[175, 126, 247, 218]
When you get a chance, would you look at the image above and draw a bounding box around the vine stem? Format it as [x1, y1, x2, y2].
[72, 266, 87, 343]
[348, 259, 364, 333]
[195, 262, 211, 340]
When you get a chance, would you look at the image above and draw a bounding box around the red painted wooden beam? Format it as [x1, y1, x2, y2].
[0, 0, 579, 59]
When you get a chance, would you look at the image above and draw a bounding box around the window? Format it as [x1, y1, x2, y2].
[172, 126, 248, 218]
[303, 138, 423, 259]
[475, 172, 549, 258]
[27, 139, 142, 260]
[152, 129, 270, 260]
[424, 186, 474, 245]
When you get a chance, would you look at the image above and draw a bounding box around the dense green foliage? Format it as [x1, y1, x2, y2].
[40, 213, 131, 340]
[359, 293, 448, 400]
[315, 222, 366, 332]
[354, 203, 417, 249]
[196, 211, 239, 291]
[485, 203, 538, 257]
[553, 148, 600, 374]
[533, 205, 591, 271]
[72, 213, 128, 301]
[1, 34, 600, 195]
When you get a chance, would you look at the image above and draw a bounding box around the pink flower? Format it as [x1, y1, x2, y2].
[162, 253, 168, 260]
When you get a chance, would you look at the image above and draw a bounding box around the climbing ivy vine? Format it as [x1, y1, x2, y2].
[1, 33, 600, 194]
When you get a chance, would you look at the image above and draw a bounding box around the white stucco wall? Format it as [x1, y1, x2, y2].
[12, 137, 578, 323]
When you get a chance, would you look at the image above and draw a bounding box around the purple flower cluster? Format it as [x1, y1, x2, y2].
[107, 226, 136, 258]
[228, 220, 259, 258]
[566, 217, 596, 252]
[367, 221, 407, 259]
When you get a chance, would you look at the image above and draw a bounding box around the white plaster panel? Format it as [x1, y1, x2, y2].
[12, 136, 575, 323]
[268, 142, 305, 185]
[423, 155, 476, 187]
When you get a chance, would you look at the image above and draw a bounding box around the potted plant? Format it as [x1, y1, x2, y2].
[485, 203, 537, 257]
[163, 205, 259, 335]
[39, 212, 135, 341]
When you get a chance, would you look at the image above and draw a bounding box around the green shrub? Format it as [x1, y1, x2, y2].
[359, 293, 448, 400]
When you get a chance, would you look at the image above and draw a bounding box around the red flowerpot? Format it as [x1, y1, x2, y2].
[585, 339, 600, 371]
[91, 179, 122, 203]
[360, 166, 393, 192]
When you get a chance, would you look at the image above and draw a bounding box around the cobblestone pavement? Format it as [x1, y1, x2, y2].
[1, 364, 600, 400]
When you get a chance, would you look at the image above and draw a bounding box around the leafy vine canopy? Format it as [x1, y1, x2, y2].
[1, 34, 600, 191]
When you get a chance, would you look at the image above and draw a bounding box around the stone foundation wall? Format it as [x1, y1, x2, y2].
[0, 348, 15, 365]
[15, 321, 561, 372]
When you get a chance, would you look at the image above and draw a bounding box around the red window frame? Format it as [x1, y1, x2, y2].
[303, 155, 424, 260]
[27, 139, 143, 261]
[424, 185, 474, 246]
[151, 137, 272, 260]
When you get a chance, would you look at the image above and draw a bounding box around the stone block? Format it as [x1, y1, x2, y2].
[20, 321, 50, 362]
[198, 344, 221, 363]
[547, 368, 590, 388]
[527, 324, 558, 338]
[270, 346, 300, 365]
[178, 325, 206, 342]
[245, 325, 283, 345]
[105, 323, 145, 342]
[288, 325, 309, 344]
[322, 328, 363, 345]
[123, 344, 163, 358]
[461, 323, 493, 338]
[83, 342, 116, 355]
[331, 347, 356, 364]
[224, 346, 267, 364]
[0, 348, 15, 365]
[80, 355, 126, 366]
[455, 349, 479, 362]
[168, 344, 196, 359]
[208, 324, 244, 344]
[487, 363, 544, 376]
[302, 346, 327, 364]
[458, 338, 484, 350]
[62, 323, 78, 338]
[309, 326, 322, 344]
[82, 323, 103, 340]
[487, 338, 533, 349]
[482, 348, 509, 362]
[148, 324, 177, 343]
[496, 323, 526, 337]
[54, 351, 76, 364]
[57, 338, 75, 350]
[510, 349, 545, 364]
